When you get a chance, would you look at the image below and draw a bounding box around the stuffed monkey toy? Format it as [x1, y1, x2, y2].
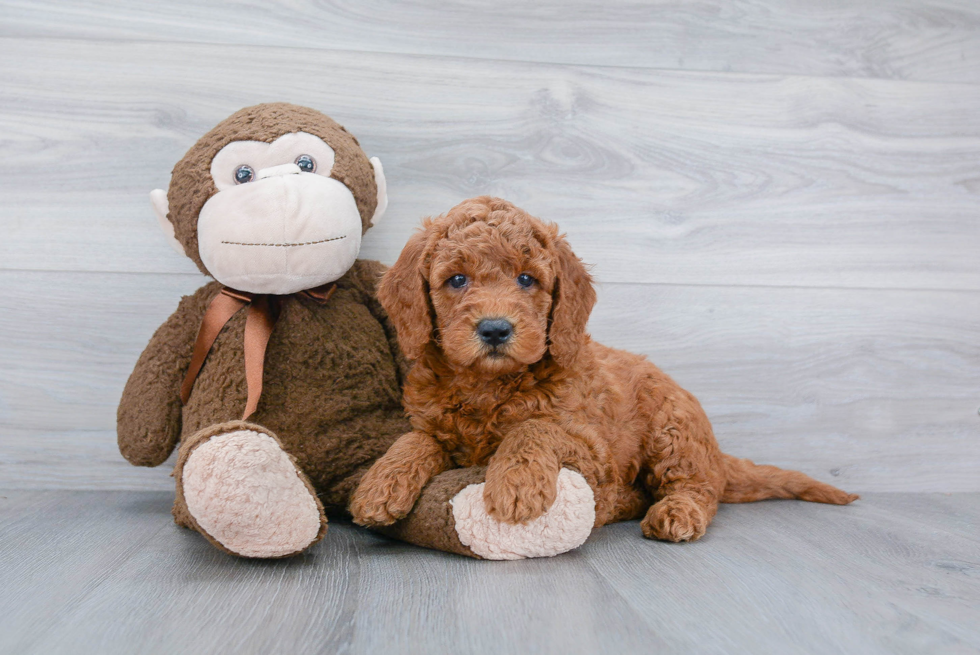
[119, 103, 592, 559]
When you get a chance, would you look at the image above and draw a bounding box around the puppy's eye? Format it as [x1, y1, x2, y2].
[295, 154, 316, 173]
[516, 273, 536, 288]
[448, 274, 468, 289]
[234, 165, 254, 184]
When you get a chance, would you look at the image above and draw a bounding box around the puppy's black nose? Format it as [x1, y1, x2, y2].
[477, 319, 513, 347]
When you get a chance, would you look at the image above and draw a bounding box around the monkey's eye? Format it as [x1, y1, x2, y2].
[448, 274, 468, 289]
[295, 154, 316, 173]
[234, 165, 254, 184]
[517, 273, 536, 288]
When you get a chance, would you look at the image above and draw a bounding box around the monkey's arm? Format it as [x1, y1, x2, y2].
[117, 281, 221, 466]
[345, 259, 413, 384]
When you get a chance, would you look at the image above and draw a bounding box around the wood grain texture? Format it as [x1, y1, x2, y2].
[1, 491, 977, 654]
[1, 271, 976, 492]
[0, 38, 978, 290]
[1, 0, 979, 83]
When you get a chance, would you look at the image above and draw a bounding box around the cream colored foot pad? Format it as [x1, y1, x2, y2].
[451, 468, 595, 560]
[182, 430, 321, 558]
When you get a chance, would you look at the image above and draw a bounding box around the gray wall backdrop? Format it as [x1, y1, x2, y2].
[0, 1, 978, 492]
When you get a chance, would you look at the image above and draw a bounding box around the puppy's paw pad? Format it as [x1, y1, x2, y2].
[452, 468, 595, 560]
[182, 430, 323, 558]
[641, 496, 708, 542]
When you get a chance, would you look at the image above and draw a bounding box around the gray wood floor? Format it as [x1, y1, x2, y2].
[1, 2, 979, 653]
[1, 491, 978, 655]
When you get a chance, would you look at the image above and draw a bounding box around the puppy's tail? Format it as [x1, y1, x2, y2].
[720, 453, 859, 505]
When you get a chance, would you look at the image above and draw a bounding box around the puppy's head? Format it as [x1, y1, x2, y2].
[379, 196, 595, 374]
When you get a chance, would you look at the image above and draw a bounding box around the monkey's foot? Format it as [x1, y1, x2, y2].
[450, 468, 595, 560]
[180, 427, 326, 558]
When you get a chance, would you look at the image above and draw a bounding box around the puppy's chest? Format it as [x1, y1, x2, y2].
[437, 393, 540, 467]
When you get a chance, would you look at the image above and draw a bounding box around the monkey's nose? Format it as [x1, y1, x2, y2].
[477, 319, 514, 347]
[257, 163, 302, 180]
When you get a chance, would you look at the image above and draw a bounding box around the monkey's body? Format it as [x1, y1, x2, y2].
[181, 274, 408, 510]
[135, 265, 407, 492]
[119, 263, 409, 554]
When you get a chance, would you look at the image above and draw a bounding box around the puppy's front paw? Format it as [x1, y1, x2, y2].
[349, 479, 419, 527]
[641, 495, 709, 542]
[483, 462, 558, 524]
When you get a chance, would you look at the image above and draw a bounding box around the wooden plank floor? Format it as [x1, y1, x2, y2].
[1, 491, 978, 655]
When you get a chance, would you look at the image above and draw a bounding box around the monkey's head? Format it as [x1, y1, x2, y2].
[151, 103, 387, 294]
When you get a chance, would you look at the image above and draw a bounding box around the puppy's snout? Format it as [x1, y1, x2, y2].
[477, 318, 513, 347]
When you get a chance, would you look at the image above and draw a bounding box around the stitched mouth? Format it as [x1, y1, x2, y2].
[221, 236, 346, 247]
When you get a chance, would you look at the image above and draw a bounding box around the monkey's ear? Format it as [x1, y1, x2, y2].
[149, 189, 185, 256]
[370, 157, 388, 226]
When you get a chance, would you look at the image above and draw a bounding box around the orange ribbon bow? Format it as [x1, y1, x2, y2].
[180, 283, 337, 420]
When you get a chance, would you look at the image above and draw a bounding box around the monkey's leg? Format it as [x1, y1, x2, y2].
[379, 466, 596, 560]
[173, 420, 327, 558]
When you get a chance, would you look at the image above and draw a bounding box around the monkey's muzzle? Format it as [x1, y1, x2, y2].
[197, 170, 363, 294]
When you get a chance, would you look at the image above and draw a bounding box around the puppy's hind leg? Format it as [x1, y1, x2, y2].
[639, 400, 726, 542]
[642, 484, 718, 542]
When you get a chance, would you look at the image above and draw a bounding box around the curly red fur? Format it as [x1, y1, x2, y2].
[350, 197, 857, 542]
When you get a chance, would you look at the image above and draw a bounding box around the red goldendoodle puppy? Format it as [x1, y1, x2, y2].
[350, 196, 857, 543]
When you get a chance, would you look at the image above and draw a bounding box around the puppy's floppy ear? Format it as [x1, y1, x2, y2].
[378, 229, 434, 360]
[547, 234, 596, 368]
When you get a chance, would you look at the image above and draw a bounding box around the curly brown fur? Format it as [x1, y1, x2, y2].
[351, 196, 858, 542]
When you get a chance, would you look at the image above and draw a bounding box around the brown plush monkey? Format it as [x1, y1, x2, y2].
[119, 103, 552, 558]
